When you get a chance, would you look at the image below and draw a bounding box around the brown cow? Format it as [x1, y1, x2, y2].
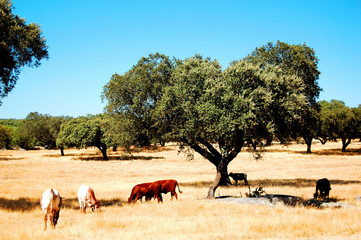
[146, 181, 163, 203]
[154, 179, 182, 200]
[128, 182, 153, 203]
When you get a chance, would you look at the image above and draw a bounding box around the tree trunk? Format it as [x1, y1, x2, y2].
[304, 137, 312, 153]
[341, 138, 351, 152]
[97, 145, 109, 160]
[101, 149, 108, 160]
[207, 171, 222, 199]
[206, 158, 231, 199]
[60, 147, 64, 156]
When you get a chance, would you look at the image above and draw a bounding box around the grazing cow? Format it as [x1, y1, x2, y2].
[229, 172, 248, 186]
[146, 181, 163, 203]
[40, 188, 62, 230]
[154, 179, 182, 200]
[128, 182, 153, 203]
[77, 185, 100, 213]
[314, 178, 331, 199]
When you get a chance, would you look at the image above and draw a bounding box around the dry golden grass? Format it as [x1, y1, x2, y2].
[1, 141, 361, 239]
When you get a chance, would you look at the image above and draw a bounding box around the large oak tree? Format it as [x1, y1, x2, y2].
[155, 56, 308, 198]
[104, 46, 319, 198]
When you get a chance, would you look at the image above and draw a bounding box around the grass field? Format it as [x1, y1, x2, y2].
[1, 141, 361, 239]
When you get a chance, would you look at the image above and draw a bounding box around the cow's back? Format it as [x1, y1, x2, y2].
[156, 179, 177, 192]
[77, 184, 89, 201]
[41, 188, 61, 213]
[317, 178, 331, 190]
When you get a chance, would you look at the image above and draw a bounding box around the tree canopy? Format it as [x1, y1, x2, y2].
[245, 41, 321, 153]
[0, 124, 12, 149]
[56, 115, 111, 160]
[0, 0, 48, 104]
[102, 53, 176, 148]
[318, 100, 361, 152]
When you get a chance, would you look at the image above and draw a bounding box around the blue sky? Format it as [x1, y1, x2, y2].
[1, 0, 360, 119]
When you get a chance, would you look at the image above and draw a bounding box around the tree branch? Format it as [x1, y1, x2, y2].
[188, 141, 219, 166]
[198, 137, 222, 160]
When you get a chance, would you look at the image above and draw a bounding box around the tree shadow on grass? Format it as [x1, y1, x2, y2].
[308, 148, 361, 156]
[0, 197, 125, 212]
[60, 197, 125, 210]
[0, 197, 38, 211]
[183, 178, 361, 188]
[0, 157, 26, 161]
[250, 146, 361, 156]
[75, 155, 165, 161]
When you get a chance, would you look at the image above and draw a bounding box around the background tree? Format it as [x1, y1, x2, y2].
[102, 53, 176, 148]
[0, 0, 48, 104]
[155, 56, 308, 198]
[355, 105, 361, 141]
[319, 100, 361, 152]
[13, 112, 69, 154]
[0, 118, 21, 149]
[245, 41, 321, 153]
[57, 115, 111, 160]
[14, 119, 35, 149]
[0, 124, 12, 149]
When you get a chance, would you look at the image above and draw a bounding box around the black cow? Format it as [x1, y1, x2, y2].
[314, 178, 331, 199]
[229, 172, 248, 186]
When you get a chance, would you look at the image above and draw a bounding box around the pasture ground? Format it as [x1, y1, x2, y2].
[1, 141, 361, 239]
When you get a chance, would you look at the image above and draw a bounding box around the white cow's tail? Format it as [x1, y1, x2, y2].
[49, 188, 55, 209]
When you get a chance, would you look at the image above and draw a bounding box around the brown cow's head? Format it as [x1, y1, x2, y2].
[91, 201, 101, 212]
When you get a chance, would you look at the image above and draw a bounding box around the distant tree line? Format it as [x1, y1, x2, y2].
[2, 99, 359, 155]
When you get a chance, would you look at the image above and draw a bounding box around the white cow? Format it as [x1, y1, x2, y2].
[77, 185, 100, 213]
[40, 188, 62, 230]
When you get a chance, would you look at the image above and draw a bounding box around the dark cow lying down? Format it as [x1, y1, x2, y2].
[128, 179, 182, 203]
[314, 178, 331, 199]
[229, 172, 248, 186]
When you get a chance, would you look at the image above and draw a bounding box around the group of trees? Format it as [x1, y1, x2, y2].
[102, 44, 360, 197]
[2, 99, 359, 156]
[0, 113, 113, 159]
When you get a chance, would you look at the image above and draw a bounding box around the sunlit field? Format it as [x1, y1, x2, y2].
[1, 141, 361, 239]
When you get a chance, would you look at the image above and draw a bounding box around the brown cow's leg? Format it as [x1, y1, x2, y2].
[43, 215, 47, 231]
[171, 192, 178, 200]
[49, 215, 55, 228]
[53, 211, 59, 227]
[133, 194, 140, 203]
[156, 194, 163, 203]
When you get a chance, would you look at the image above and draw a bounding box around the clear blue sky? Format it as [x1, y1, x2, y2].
[1, 0, 360, 119]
